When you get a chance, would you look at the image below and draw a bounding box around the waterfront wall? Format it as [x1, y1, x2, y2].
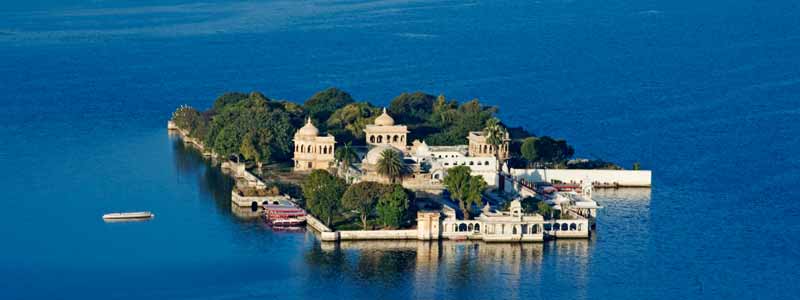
[508, 168, 652, 187]
[339, 229, 418, 240]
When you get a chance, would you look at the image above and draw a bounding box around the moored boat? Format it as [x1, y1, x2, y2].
[102, 211, 154, 220]
[262, 197, 307, 227]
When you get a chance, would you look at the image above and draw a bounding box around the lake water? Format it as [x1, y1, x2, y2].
[1, 0, 798, 299]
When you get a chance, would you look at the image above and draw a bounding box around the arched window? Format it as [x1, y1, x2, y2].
[459, 223, 467, 232]
[544, 224, 551, 231]
[393, 135, 399, 142]
[570, 223, 577, 231]
[474, 224, 480, 232]
[453, 224, 457, 232]
[512, 226, 517, 234]
[532, 224, 539, 234]
[468, 224, 473, 232]
[469, 161, 474, 166]
[561, 223, 568, 231]
[377, 136, 383, 143]
[578, 224, 583, 231]
[521, 224, 528, 235]
[400, 136, 404, 142]
[553, 223, 560, 231]
[370, 135, 375, 143]
[307, 162, 312, 168]
[485, 161, 490, 166]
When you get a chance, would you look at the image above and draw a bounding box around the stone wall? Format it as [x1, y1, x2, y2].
[508, 168, 652, 187]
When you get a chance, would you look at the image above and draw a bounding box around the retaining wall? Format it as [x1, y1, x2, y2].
[508, 168, 652, 187]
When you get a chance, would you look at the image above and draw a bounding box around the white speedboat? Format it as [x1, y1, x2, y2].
[102, 211, 154, 221]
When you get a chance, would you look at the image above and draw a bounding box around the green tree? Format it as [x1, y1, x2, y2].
[520, 196, 539, 213]
[376, 185, 410, 228]
[211, 92, 249, 111]
[520, 136, 574, 166]
[483, 117, 508, 170]
[342, 182, 391, 230]
[388, 92, 436, 124]
[377, 149, 406, 184]
[301, 170, 346, 227]
[204, 93, 294, 163]
[424, 98, 497, 146]
[304, 87, 355, 124]
[239, 132, 258, 163]
[537, 201, 553, 219]
[443, 166, 486, 219]
[633, 162, 642, 170]
[334, 142, 358, 175]
[327, 102, 381, 143]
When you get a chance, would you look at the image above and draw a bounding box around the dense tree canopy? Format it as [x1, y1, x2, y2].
[204, 93, 294, 163]
[326, 102, 381, 144]
[388, 92, 436, 124]
[520, 136, 575, 165]
[425, 98, 497, 145]
[376, 184, 411, 228]
[301, 170, 346, 227]
[170, 87, 606, 171]
[304, 87, 354, 125]
[341, 181, 392, 230]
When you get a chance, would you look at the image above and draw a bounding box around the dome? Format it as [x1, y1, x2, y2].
[374, 108, 395, 126]
[364, 145, 402, 165]
[296, 118, 319, 136]
[414, 141, 430, 157]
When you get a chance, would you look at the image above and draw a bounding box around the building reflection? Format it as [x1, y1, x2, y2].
[309, 240, 552, 299]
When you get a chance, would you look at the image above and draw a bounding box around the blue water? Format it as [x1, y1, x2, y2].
[1, 0, 799, 299]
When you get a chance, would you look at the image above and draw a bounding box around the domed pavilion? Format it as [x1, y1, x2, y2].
[293, 118, 335, 171]
[363, 108, 408, 150]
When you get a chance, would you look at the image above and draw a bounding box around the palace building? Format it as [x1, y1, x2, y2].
[467, 131, 510, 161]
[292, 118, 335, 172]
[364, 108, 408, 149]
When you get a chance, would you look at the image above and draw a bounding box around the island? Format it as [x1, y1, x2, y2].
[168, 88, 651, 242]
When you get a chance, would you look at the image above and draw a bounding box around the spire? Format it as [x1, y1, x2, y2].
[374, 107, 395, 126]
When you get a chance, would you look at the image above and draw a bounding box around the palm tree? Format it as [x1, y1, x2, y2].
[334, 142, 358, 177]
[377, 149, 406, 184]
[483, 117, 507, 172]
